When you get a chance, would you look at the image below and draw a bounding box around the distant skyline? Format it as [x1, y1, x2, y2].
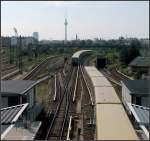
[1, 1, 149, 40]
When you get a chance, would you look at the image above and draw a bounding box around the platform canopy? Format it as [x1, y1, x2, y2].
[127, 103, 149, 139]
[1, 103, 28, 140]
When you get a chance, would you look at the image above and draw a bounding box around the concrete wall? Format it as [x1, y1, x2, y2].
[121, 82, 132, 113]
[26, 88, 35, 108]
[141, 97, 149, 107]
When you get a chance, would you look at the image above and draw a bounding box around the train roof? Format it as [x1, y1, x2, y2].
[94, 87, 121, 104]
[72, 50, 92, 59]
[84, 66, 138, 139]
[84, 66, 98, 71]
[91, 77, 112, 87]
[85, 66, 111, 86]
[96, 104, 138, 140]
[85, 69, 103, 77]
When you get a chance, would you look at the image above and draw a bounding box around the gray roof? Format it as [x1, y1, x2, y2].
[129, 56, 149, 67]
[132, 104, 149, 125]
[123, 79, 149, 95]
[1, 80, 36, 95]
[1, 103, 28, 125]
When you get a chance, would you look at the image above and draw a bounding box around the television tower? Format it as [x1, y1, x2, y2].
[76, 34, 78, 41]
[64, 12, 68, 43]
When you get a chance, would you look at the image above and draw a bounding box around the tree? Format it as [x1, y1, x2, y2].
[119, 47, 129, 65]
[119, 46, 140, 65]
[127, 46, 140, 64]
[32, 44, 38, 58]
[27, 44, 33, 61]
[130, 38, 141, 48]
[118, 36, 125, 45]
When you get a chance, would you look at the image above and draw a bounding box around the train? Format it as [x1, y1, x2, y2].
[71, 50, 138, 139]
[71, 50, 92, 66]
[84, 66, 138, 140]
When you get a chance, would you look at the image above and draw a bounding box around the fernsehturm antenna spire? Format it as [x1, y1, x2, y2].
[64, 10, 68, 43]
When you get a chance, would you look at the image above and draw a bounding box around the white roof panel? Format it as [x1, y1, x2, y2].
[91, 77, 112, 87]
[85, 66, 98, 71]
[86, 70, 104, 77]
[96, 104, 138, 140]
[94, 87, 121, 104]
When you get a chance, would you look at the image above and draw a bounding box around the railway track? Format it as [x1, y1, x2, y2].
[66, 64, 95, 140]
[45, 66, 78, 140]
[79, 64, 95, 140]
[111, 68, 131, 81]
[23, 55, 62, 80]
[35, 58, 95, 140]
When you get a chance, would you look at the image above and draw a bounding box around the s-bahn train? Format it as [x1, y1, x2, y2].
[72, 50, 92, 66]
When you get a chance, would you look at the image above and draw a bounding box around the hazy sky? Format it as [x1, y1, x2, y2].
[1, 1, 149, 40]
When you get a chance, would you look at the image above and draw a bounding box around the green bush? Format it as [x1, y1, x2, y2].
[107, 64, 117, 70]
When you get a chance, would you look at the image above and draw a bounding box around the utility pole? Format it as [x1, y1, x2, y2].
[18, 36, 22, 74]
[64, 10, 68, 66]
[9, 37, 12, 64]
[13, 27, 18, 66]
[13, 27, 22, 73]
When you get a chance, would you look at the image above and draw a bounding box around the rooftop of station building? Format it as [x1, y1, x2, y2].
[1, 80, 37, 95]
[1, 103, 29, 140]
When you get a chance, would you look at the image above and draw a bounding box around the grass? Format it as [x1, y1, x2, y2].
[36, 78, 54, 113]
[22, 53, 55, 72]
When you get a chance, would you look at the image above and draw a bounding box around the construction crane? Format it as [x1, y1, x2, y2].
[9, 27, 18, 63]
[13, 27, 18, 37]
[13, 27, 22, 74]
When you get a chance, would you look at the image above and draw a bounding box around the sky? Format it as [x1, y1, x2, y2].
[1, 1, 149, 40]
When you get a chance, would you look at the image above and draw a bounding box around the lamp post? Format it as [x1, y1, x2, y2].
[18, 35, 22, 74]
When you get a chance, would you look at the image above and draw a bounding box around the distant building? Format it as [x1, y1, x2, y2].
[33, 32, 39, 41]
[121, 80, 149, 112]
[11, 36, 18, 46]
[140, 38, 149, 45]
[22, 36, 35, 46]
[1, 36, 11, 47]
[1, 80, 42, 121]
[128, 56, 149, 79]
[10, 36, 35, 47]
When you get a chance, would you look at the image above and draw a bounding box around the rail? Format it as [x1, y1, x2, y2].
[45, 66, 74, 140]
[66, 115, 73, 140]
[23, 55, 60, 80]
[73, 66, 79, 102]
[80, 65, 94, 106]
[59, 67, 78, 139]
[53, 75, 57, 101]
